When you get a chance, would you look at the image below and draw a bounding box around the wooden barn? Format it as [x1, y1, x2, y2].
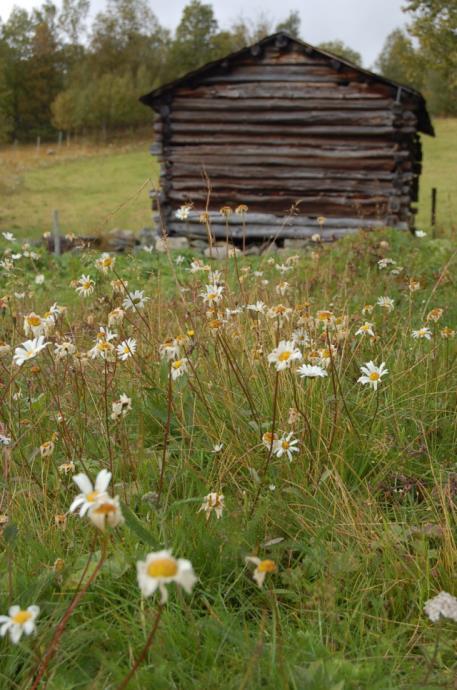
[140, 32, 434, 242]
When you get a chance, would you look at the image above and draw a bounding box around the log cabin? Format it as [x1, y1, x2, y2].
[140, 31, 434, 242]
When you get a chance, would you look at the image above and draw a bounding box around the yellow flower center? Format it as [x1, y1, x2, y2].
[282, 441, 290, 449]
[83, 281, 91, 290]
[278, 351, 291, 362]
[27, 316, 41, 327]
[97, 341, 110, 351]
[86, 491, 99, 502]
[172, 360, 183, 369]
[257, 559, 277, 573]
[369, 372, 380, 381]
[207, 293, 217, 300]
[147, 558, 178, 578]
[187, 330, 195, 337]
[12, 610, 32, 625]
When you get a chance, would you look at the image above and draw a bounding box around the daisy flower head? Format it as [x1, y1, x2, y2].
[376, 296, 395, 312]
[355, 322, 375, 337]
[358, 361, 388, 391]
[88, 495, 124, 531]
[0, 605, 40, 644]
[75, 275, 95, 297]
[274, 433, 299, 461]
[292, 327, 310, 347]
[116, 338, 137, 361]
[88, 339, 115, 361]
[245, 557, 277, 588]
[315, 310, 335, 327]
[159, 338, 181, 361]
[267, 340, 302, 372]
[297, 364, 328, 379]
[108, 307, 125, 327]
[426, 308, 444, 323]
[247, 301, 266, 314]
[424, 591, 457, 623]
[199, 492, 224, 520]
[262, 431, 278, 451]
[122, 290, 149, 311]
[95, 252, 115, 274]
[267, 304, 292, 324]
[276, 281, 290, 296]
[35, 274, 45, 285]
[0, 434, 11, 446]
[175, 204, 191, 221]
[54, 341, 76, 359]
[200, 284, 224, 304]
[2, 232, 15, 242]
[23, 313, 45, 338]
[111, 393, 132, 420]
[136, 550, 197, 604]
[412, 327, 432, 340]
[13, 336, 48, 366]
[40, 440, 55, 458]
[441, 327, 455, 339]
[170, 358, 188, 380]
[415, 229, 427, 238]
[69, 469, 112, 516]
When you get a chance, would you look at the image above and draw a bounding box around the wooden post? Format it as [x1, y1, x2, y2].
[52, 210, 61, 256]
[58, 131, 63, 148]
[431, 187, 437, 238]
[36, 136, 41, 154]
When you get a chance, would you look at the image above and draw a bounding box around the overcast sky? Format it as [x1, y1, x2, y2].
[0, 0, 410, 67]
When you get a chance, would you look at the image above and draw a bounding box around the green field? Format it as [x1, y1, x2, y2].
[0, 119, 456, 238]
[0, 228, 456, 688]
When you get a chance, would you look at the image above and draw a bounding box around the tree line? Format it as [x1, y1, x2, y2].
[0, 0, 455, 143]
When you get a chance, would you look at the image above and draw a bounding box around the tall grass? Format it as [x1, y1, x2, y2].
[0, 226, 456, 689]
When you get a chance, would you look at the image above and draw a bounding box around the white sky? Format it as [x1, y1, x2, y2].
[0, 0, 410, 67]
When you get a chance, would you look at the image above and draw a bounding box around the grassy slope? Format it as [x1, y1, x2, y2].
[0, 229, 456, 688]
[0, 119, 456, 238]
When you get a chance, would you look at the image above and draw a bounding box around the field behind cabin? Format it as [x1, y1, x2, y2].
[0, 118, 456, 239]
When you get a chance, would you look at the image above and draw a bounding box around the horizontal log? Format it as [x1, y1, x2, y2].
[172, 97, 394, 111]
[168, 134, 406, 148]
[166, 144, 406, 159]
[166, 211, 402, 228]
[170, 110, 395, 125]
[169, 122, 416, 136]
[165, 222, 409, 238]
[166, 153, 398, 170]
[174, 83, 389, 100]
[170, 163, 413, 182]
[171, 178, 405, 193]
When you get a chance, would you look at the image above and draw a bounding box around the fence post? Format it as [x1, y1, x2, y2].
[36, 136, 41, 154]
[431, 187, 437, 238]
[52, 210, 61, 256]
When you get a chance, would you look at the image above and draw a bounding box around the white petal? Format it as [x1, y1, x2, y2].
[68, 495, 85, 513]
[0, 621, 11, 637]
[95, 469, 112, 493]
[8, 606, 20, 617]
[73, 473, 93, 494]
[27, 605, 40, 618]
[10, 625, 22, 644]
[23, 621, 36, 635]
[159, 584, 169, 605]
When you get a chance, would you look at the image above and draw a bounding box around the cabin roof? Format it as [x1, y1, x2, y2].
[140, 31, 434, 136]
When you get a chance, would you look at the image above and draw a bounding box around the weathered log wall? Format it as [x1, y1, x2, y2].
[149, 37, 425, 240]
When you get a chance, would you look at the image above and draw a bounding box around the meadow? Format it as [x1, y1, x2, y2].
[0, 118, 456, 239]
[0, 223, 456, 688]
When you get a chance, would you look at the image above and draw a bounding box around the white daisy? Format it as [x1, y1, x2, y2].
[412, 327, 432, 340]
[199, 492, 224, 520]
[357, 361, 388, 391]
[69, 469, 112, 516]
[297, 364, 328, 378]
[88, 495, 124, 531]
[75, 275, 95, 297]
[0, 605, 39, 644]
[170, 358, 188, 380]
[200, 284, 224, 304]
[122, 290, 149, 311]
[136, 550, 197, 604]
[376, 296, 395, 312]
[274, 433, 299, 461]
[13, 336, 48, 366]
[267, 340, 302, 372]
[424, 591, 457, 623]
[245, 557, 277, 588]
[116, 338, 137, 361]
[355, 322, 375, 337]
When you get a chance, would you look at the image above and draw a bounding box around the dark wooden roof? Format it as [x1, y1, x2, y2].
[140, 31, 434, 136]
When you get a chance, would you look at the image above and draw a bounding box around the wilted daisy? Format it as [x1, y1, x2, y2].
[122, 290, 149, 311]
[245, 557, 277, 588]
[75, 275, 95, 297]
[355, 322, 375, 337]
[88, 339, 115, 361]
[201, 284, 224, 304]
[262, 431, 278, 451]
[441, 327, 455, 339]
[159, 338, 181, 361]
[111, 393, 132, 420]
[95, 253, 115, 274]
[13, 336, 48, 366]
[54, 341, 76, 359]
[274, 433, 299, 461]
[88, 495, 124, 531]
[0, 434, 11, 446]
[292, 327, 310, 347]
[376, 296, 395, 312]
[170, 358, 188, 380]
[40, 439, 55, 458]
[412, 327, 432, 340]
[424, 591, 457, 623]
[111, 278, 128, 294]
[267, 304, 292, 324]
[199, 492, 224, 520]
[315, 310, 335, 326]
[267, 340, 302, 372]
[377, 258, 396, 269]
[136, 550, 197, 604]
[0, 605, 40, 643]
[247, 301, 266, 314]
[409, 279, 421, 292]
[358, 361, 388, 391]
[116, 338, 137, 361]
[58, 461, 75, 475]
[212, 443, 224, 453]
[362, 304, 374, 316]
[69, 469, 112, 516]
[108, 307, 125, 327]
[276, 281, 290, 296]
[426, 308, 444, 323]
[297, 364, 328, 378]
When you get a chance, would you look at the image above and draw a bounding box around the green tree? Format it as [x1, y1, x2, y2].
[375, 29, 425, 89]
[275, 10, 301, 38]
[317, 40, 362, 66]
[166, 1, 223, 77]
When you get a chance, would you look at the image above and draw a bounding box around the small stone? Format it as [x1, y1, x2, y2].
[204, 244, 240, 259]
[155, 236, 189, 252]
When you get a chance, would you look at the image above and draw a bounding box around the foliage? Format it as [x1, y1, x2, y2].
[0, 227, 456, 687]
[317, 40, 362, 66]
